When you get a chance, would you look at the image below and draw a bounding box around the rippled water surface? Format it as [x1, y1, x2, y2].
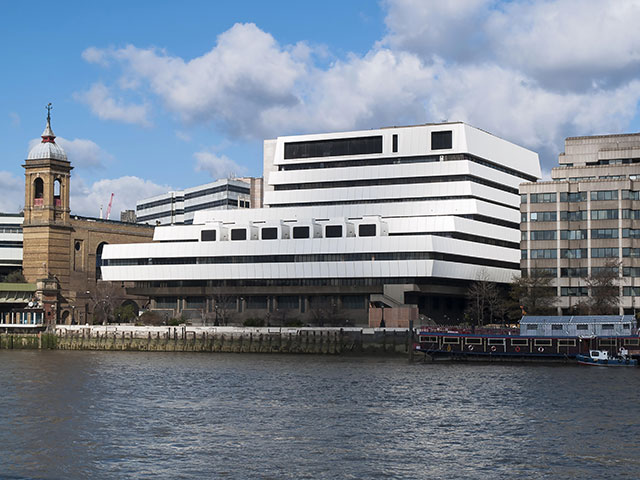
[1, 351, 639, 479]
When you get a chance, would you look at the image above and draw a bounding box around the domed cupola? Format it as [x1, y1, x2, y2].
[27, 103, 67, 161]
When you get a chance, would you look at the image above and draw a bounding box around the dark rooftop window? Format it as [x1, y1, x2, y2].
[325, 225, 342, 238]
[293, 226, 310, 239]
[432, 131, 452, 150]
[359, 224, 376, 237]
[201, 230, 216, 242]
[284, 136, 382, 159]
[231, 229, 246, 241]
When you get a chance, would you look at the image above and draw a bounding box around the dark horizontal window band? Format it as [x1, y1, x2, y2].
[0, 242, 23, 248]
[136, 210, 185, 223]
[137, 185, 249, 211]
[0, 260, 22, 265]
[185, 184, 250, 201]
[137, 199, 239, 222]
[106, 251, 519, 270]
[273, 195, 517, 212]
[389, 231, 519, 250]
[273, 174, 518, 195]
[284, 136, 383, 159]
[279, 153, 536, 183]
[137, 196, 184, 211]
[136, 276, 475, 289]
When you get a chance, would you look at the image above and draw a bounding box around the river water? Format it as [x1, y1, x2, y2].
[1, 351, 639, 479]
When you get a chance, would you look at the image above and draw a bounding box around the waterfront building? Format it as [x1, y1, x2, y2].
[0, 213, 23, 279]
[136, 177, 263, 226]
[102, 123, 540, 324]
[21, 109, 155, 324]
[520, 133, 640, 315]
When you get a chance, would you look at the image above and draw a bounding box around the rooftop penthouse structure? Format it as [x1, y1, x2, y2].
[102, 123, 541, 324]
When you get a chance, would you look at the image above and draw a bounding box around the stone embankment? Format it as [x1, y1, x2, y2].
[0, 325, 416, 355]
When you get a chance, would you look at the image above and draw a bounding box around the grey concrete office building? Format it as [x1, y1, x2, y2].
[520, 133, 640, 315]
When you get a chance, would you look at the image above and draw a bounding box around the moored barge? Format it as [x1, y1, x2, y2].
[416, 315, 640, 363]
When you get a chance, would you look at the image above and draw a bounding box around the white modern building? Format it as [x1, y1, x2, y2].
[0, 213, 23, 279]
[136, 178, 254, 226]
[102, 123, 541, 323]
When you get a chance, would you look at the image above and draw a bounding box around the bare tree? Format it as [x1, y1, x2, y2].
[581, 261, 621, 315]
[89, 281, 122, 324]
[210, 290, 236, 326]
[509, 269, 557, 318]
[465, 270, 504, 326]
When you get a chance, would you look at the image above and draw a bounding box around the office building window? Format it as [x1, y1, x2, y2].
[392, 134, 398, 153]
[590, 190, 618, 201]
[293, 226, 310, 239]
[359, 224, 376, 237]
[201, 230, 216, 242]
[431, 130, 452, 150]
[261, 227, 278, 240]
[530, 212, 557, 222]
[325, 225, 343, 238]
[231, 229, 246, 241]
[530, 193, 557, 203]
[591, 229, 618, 239]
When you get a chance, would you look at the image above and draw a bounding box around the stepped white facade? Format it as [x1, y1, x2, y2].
[0, 213, 23, 278]
[102, 123, 541, 323]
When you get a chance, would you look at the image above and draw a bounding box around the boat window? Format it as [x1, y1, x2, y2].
[465, 338, 483, 345]
[534, 339, 552, 346]
[623, 324, 631, 329]
[558, 339, 576, 347]
[487, 338, 505, 345]
[526, 324, 538, 330]
[551, 324, 563, 330]
[576, 324, 588, 330]
[623, 338, 639, 346]
[599, 339, 616, 346]
[511, 339, 528, 346]
[601, 324, 614, 330]
[420, 336, 438, 343]
[442, 337, 460, 344]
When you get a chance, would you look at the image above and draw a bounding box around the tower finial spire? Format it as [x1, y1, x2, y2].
[42, 102, 56, 143]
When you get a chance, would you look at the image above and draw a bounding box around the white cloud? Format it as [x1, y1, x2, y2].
[194, 150, 247, 179]
[79, 6, 640, 171]
[0, 171, 23, 213]
[75, 83, 151, 126]
[28, 136, 113, 169]
[70, 176, 172, 218]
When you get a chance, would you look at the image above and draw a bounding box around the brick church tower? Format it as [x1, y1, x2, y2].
[22, 105, 73, 291]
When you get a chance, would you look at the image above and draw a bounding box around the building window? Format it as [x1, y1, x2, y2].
[521, 194, 527, 204]
[231, 229, 246, 241]
[201, 230, 216, 241]
[431, 131, 452, 150]
[359, 224, 376, 237]
[623, 248, 640, 258]
[293, 226, 310, 239]
[560, 192, 587, 202]
[530, 193, 557, 203]
[530, 230, 556, 241]
[392, 134, 398, 153]
[325, 225, 342, 238]
[560, 210, 587, 221]
[561, 248, 587, 259]
[530, 249, 557, 259]
[530, 212, 557, 222]
[261, 227, 278, 240]
[560, 229, 587, 240]
[591, 209, 618, 220]
[591, 248, 619, 258]
[561, 287, 589, 296]
[284, 136, 383, 159]
[591, 229, 618, 239]
[590, 190, 618, 201]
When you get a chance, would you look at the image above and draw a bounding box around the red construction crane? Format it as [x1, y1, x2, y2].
[105, 193, 114, 220]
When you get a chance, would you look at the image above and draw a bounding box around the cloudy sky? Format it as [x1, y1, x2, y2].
[2, 0, 640, 216]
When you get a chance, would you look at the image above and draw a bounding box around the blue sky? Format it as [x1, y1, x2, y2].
[2, 0, 640, 216]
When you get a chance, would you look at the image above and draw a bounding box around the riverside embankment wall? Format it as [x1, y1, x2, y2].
[0, 326, 415, 355]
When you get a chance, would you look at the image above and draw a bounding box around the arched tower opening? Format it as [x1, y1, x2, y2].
[34, 178, 44, 206]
